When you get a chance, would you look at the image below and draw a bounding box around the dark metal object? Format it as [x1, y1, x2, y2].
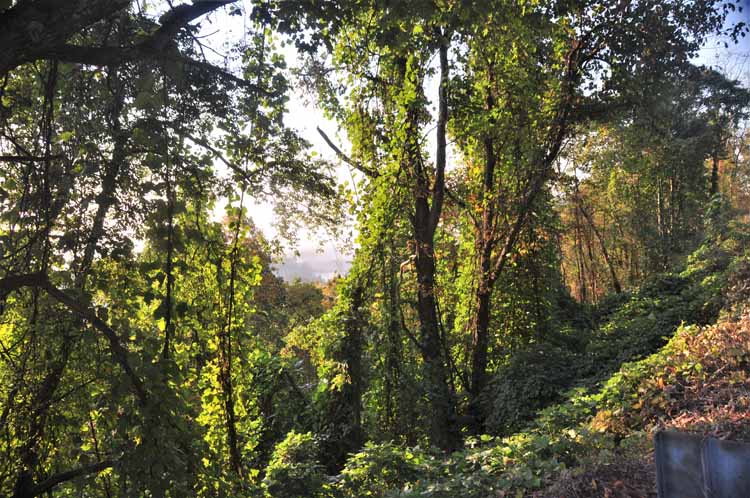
[655, 431, 750, 498]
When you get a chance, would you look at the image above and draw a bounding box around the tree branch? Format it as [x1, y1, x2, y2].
[31, 459, 115, 497]
[42, 44, 268, 94]
[0, 272, 47, 295]
[0, 0, 131, 76]
[316, 125, 473, 220]
[43, 284, 149, 404]
[445, 188, 470, 212]
[146, 1, 236, 52]
[0, 154, 64, 163]
[429, 35, 449, 235]
[316, 126, 380, 179]
[0, 0, 251, 94]
[489, 117, 570, 284]
[183, 133, 260, 185]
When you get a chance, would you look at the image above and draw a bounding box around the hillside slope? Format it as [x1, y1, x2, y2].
[539, 311, 750, 497]
[338, 222, 750, 498]
[261, 221, 750, 498]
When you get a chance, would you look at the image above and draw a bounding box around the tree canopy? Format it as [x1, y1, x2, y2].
[0, 1, 748, 497]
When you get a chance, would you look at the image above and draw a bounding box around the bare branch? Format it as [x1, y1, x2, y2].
[316, 126, 380, 179]
[183, 133, 260, 185]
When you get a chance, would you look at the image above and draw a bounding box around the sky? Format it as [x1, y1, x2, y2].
[694, 3, 750, 76]
[191, 1, 750, 282]
[246, 76, 354, 282]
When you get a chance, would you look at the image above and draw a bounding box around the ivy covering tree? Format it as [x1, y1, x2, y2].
[0, 1, 748, 497]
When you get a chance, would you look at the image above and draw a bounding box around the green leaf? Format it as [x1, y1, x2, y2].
[57, 131, 75, 142]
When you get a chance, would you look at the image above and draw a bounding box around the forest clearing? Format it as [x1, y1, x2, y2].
[1, 1, 749, 497]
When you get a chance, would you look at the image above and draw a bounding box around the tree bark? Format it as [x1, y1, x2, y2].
[468, 132, 497, 426]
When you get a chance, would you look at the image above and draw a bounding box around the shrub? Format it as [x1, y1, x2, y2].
[336, 442, 434, 497]
[264, 431, 328, 498]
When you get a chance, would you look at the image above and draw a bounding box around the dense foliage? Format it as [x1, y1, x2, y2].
[0, 1, 748, 497]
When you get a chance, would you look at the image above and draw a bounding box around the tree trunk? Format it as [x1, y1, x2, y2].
[217, 253, 244, 480]
[468, 132, 497, 431]
[710, 151, 720, 196]
[406, 38, 459, 451]
[466, 53, 572, 428]
[384, 252, 404, 437]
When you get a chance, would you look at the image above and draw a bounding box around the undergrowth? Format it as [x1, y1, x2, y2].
[265, 221, 750, 497]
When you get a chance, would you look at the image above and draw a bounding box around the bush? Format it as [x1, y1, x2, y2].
[264, 431, 328, 498]
[336, 442, 434, 497]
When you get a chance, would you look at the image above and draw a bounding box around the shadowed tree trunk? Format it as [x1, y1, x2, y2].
[406, 37, 460, 451]
[576, 197, 622, 294]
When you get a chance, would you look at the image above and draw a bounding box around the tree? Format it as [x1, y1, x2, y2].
[442, 0, 734, 430]
[286, 0, 742, 443]
[558, 65, 750, 299]
[0, 2, 340, 495]
[0, 1, 747, 495]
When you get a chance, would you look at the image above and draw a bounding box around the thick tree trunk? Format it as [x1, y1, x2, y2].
[468, 132, 498, 431]
[470, 286, 492, 397]
[405, 38, 459, 451]
[413, 232, 458, 450]
[329, 285, 365, 469]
